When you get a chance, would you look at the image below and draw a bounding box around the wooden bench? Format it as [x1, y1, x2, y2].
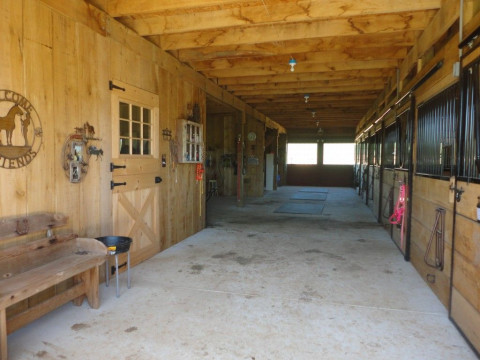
[0, 213, 107, 360]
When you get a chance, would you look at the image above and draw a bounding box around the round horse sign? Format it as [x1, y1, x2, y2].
[0, 90, 42, 169]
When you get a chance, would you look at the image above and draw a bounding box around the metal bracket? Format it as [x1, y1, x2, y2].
[110, 162, 126, 172]
[111, 262, 127, 275]
[109, 80, 125, 91]
[111, 181, 127, 190]
[449, 185, 465, 202]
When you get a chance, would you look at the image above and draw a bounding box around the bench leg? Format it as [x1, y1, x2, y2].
[1, 308, 7, 360]
[72, 267, 100, 309]
[84, 266, 100, 309]
[72, 274, 86, 307]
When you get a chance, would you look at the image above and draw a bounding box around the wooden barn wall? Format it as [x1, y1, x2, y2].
[286, 165, 354, 187]
[0, 0, 211, 256]
[356, 1, 480, 353]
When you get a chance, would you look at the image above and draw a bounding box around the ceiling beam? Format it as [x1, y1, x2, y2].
[202, 59, 400, 78]
[242, 93, 379, 103]
[190, 47, 407, 72]
[159, 11, 436, 50]
[252, 101, 373, 109]
[175, 32, 419, 61]
[106, 0, 253, 17]
[226, 78, 387, 92]
[276, 119, 359, 128]
[232, 84, 385, 96]
[217, 69, 394, 85]
[117, 0, 440, 35]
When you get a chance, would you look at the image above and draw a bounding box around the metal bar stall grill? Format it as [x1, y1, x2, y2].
[396, 109, 411, 169]
[416, 84, 459, 178]
[384, 123, 397, 169]
[368, 134, 376, 202]
[459, 58, 480, 180]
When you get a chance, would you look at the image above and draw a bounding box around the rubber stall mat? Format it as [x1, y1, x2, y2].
[290, 192, 327, 201]
[299, 188, 329, 193]
[274, 203, 324, 215]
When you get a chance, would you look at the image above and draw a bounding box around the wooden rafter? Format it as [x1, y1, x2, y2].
[176, 32, 419, 62]
[116, 0, 440, 35]
[189, 47, 407, 72]
[100, 0, 444, 137]
[159, 11, 436, 50]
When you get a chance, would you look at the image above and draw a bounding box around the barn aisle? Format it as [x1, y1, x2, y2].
[8, 187, 477, 359]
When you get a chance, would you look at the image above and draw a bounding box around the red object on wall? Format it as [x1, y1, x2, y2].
[196, 163, 204, 181]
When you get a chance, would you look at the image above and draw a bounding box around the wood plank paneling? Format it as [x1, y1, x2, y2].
[451, 289, 480, 352]
[409, 176, 454, 307]
[0, 0, 218, 316]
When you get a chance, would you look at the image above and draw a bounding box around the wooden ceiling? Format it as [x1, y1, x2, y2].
[101, 0, 441, 139]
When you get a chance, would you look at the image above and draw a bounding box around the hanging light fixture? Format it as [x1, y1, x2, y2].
[304, 94, 310, 103]
[289, 58, 297, 72]
[311, 111, 316, 118]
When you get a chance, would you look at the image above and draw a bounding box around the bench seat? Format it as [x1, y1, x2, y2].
[0, 237, 106, 360]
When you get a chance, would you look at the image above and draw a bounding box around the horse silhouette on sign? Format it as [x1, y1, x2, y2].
[0, 105, 24, 146]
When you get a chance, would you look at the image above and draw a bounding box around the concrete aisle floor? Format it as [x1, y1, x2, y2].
[8, 187, 478, 359]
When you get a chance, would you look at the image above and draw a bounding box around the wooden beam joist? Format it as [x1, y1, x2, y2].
[203, 59, 400, 78]
[176, 32, 419, 61]
[106, 0, 253, 17]
[242, 92, 379, 103]
[278, 119, 359, 128]
[217, 69, 394, 86]
[116, 0, 440, 35]
[233, 84, 385, 96]
[226, 78, 387, 92]
[190, 47, 407, 72]
[252, 101, 373, 110]
[159, 11, 437, 50]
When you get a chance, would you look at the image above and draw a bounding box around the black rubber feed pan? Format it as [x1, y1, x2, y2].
[96, 236, 132, 254]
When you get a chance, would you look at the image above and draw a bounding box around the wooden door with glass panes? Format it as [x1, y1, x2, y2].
[110, 81, 161, 267]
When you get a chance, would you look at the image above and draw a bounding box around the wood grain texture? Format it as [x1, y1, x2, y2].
[0, 213, 68, 241]
[451, 289, 480, 354]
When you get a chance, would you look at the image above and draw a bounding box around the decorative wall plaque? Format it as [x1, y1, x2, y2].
[62, 123, 102, 183]
[0, 90, 42, 169]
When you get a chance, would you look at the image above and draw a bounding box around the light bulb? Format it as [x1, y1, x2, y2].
[289, 58, 297, 72]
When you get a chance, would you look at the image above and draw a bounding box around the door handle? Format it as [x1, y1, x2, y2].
[111, 181, 127, 190]
[155, 176, 162, 184]
[110, 163, 127, 172]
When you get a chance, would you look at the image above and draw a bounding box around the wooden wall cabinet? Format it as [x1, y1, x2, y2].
[178, 119, 203, 163]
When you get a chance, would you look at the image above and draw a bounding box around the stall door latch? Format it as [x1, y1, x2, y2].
[449, 184, 464, 202]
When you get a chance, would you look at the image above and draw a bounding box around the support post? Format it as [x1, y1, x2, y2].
[237, 111, 245, 207]
[1, 308, 7, 360]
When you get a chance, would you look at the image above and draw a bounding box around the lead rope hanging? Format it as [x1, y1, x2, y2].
[424, 207, 445, 271]
[389, 183, 407, 249]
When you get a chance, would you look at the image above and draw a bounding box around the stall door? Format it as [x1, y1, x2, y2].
[110, 81, 161, 266]
[450, 56, 480, 354]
